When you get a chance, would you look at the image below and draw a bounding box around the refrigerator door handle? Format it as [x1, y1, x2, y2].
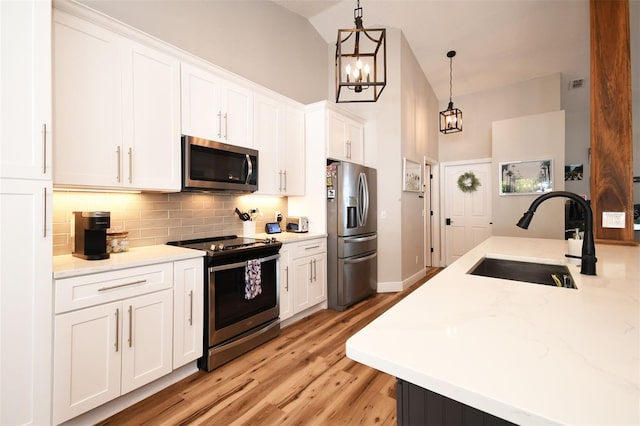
[344, 252, 377, 265]
[344, 234, 377, 244]
[357, 172, 369, 227]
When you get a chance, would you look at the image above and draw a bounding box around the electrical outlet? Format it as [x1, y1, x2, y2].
[275, 211, 282, 222]
[602, 211, 625, 228]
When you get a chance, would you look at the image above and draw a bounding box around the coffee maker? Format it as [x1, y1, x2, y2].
[72, 211, 110, 260]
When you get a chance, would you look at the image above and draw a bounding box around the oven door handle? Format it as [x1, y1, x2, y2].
[209, 253, 280, 272]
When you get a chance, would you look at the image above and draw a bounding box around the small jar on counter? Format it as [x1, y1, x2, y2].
[106, 230, 129, 253]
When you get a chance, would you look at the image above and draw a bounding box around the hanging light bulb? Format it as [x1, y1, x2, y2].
[439, 50, 463, 134]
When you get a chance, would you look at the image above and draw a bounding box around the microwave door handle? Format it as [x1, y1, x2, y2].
[245, 154, 253, 184]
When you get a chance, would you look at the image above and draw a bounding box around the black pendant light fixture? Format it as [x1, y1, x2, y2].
[439, 50, 463, 134]
[335, 0, 386, 103]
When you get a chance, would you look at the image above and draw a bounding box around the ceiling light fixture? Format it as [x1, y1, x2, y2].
[335, 0, 386, 103]
[439, 50, 463, 134]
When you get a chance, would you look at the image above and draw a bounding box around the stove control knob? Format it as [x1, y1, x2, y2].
[218, 243, 225, 251]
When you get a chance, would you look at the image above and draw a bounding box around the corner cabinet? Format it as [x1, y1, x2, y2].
[279, 238, 327, 322]
[181, 62, 254, 148]
[52, 11, 181, 191]
[254, 93, 305, 195]
[52, 258, 203, 424]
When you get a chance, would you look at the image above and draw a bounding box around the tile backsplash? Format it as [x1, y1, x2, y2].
[53, 191, 288, 256]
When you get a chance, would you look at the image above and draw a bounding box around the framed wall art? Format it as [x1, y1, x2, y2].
[499, 159, 553, 195]
[403, 158, 422, 192]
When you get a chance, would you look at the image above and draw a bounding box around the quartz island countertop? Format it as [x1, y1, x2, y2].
[346, 236, 639, 425]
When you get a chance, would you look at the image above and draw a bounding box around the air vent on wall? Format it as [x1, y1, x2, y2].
[568, 78, 584, 90]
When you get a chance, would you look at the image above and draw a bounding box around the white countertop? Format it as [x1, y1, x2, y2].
[346, 236, 640, 425]
[53, 245, 205, 279]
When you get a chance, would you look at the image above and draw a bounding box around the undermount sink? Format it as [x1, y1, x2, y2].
[468, 257, 576, 289]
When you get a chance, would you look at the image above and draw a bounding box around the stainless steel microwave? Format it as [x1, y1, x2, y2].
[181, 135, 258, 193]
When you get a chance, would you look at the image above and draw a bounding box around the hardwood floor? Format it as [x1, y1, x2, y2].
[99, 268, 442, 426]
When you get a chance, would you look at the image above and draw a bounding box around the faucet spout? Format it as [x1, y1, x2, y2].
[516, 191, 596, 275]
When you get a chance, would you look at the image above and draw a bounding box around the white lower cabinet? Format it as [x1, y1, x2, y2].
[173, 258, 204, 369]
[53, 259, 203, 424]
[279, 238, 326, 321]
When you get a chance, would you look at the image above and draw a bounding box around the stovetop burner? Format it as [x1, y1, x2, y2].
[167, 235, 281, 263]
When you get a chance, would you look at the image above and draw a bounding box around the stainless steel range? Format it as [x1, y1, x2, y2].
[168, 235, 282, 371]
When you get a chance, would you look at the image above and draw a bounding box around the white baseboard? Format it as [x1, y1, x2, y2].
[377, 268, 427, 293]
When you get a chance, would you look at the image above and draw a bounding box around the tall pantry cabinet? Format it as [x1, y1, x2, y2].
[0, 0, 53, 425]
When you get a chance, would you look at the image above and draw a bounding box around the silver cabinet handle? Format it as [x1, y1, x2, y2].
[42, 123, 47, 174]
[128, 147, 133, 183]
[313, 259, 317, 282]
[305, 245, 320, 250]
[278, 170, 283, 192]
[42, 187, 47, 238]
[188, 290, 193, 326]
[308, 260, 313, 283]
[116, 146, 122, 182]
[98, 279, 147, 292]
[128, 305, 133, 348]
[223, 113, 228, 140]
[283, 170, 287, 192]
[217, 111, 222, 138]
[115, 308, 120, 352]
[285, 266, 289, 291]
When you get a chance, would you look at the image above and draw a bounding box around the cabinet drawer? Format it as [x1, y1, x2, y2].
[55, 263, 173, 314]
[291, 238, 326, 258]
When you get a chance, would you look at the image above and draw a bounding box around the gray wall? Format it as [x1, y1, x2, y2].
[79, 0, 328, 104]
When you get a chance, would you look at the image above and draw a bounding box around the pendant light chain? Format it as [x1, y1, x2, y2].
[449, 55, 453, 104]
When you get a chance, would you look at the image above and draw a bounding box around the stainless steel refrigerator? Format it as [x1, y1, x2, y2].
[326, 161, 377, 311]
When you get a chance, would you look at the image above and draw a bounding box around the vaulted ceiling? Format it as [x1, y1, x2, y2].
[273, 0, 592, 106]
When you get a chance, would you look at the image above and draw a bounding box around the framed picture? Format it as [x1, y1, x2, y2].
[565, 163, 583, 181]
[499, 159, 553, 195]
[403, 158, 422, 192]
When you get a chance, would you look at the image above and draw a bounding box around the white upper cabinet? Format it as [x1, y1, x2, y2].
[254, 93, 305, 195]
[0, 0, 51, 180]
[53, 11, 181, 191]
[181, 62, 253, 148]
[327, 109, 364, 164]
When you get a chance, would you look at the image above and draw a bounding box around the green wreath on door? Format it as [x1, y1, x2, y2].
[457, 171, 481, 193]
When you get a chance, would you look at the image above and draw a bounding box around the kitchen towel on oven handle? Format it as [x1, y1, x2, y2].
[244, 259, 262, 300]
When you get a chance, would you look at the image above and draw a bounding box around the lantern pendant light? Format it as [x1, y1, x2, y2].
[440, 50, 463, 134]
[335, 0, 386, 103]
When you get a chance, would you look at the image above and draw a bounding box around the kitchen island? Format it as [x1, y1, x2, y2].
[346, 236, 639, 425]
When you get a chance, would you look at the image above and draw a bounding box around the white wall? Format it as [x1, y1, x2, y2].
[438, 74, 562, 162]
[78, 0, 328, 104]
[492, 110, 566, 239]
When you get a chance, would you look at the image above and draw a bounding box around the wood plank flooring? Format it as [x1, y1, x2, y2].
[99, 268, 442, 426]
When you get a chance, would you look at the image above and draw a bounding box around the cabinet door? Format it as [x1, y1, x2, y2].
[0, 0, 51, 180]
[292, 256, 313, 313]
[278, 245, 293, 320]
[327, 111, 347, 160]
[180, 62, 224, 142]
[122, 40, 181, 191]
[253, 94, 281, 194]
[52, 12, 122, 187]
[173, 258, 204, 369]
[0, 179, 52, 426]
[121, 289, 173, 394]
[282, 106, 305, 195]
[346, 120, 364, 164]
[53, 301, 121, 425]
[309, 254, 327, 305]
[224, 81, 254, 148]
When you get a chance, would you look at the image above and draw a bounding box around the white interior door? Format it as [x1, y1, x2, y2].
[443, 161, 492, 265]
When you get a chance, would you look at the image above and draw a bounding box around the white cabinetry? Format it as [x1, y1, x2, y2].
[254, 93, 305, 195]
[181, 62, 253, 148]
[279, 238, 326, 322]
[278, 245, 292, 320]
[327, 108, 364, 164]
[0, 1, 53, 424]
[173, 258, 204, 369]
[53, 11, 181, 191]
[53, 263, 175, 424]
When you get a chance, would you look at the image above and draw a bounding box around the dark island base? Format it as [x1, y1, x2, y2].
[397, 379, 517, 426]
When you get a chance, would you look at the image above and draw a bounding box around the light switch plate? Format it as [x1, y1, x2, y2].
[602, 211, 625, 228]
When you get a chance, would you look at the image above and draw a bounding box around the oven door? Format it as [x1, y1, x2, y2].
[208, 253, 279, 346]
